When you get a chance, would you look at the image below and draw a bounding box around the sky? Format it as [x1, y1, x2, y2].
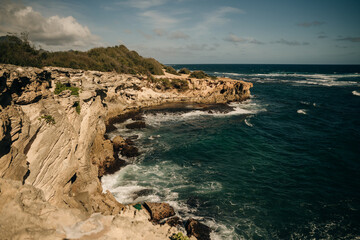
[0, 0, 359, 64]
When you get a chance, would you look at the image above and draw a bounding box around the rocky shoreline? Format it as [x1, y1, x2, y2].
[0, 64, 252, 239]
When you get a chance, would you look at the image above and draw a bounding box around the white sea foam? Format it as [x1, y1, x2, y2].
[244, 118, 253, 127]
[143, 99, 266, 127]
[297, 109, 307, 115]
[217, 71, 360, 87]
[352, 90, 360, 96]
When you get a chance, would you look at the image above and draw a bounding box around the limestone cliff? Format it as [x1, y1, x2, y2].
[0, 64, 252, 239]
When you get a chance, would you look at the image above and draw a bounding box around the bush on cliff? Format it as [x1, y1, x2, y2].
[189, 70, 217, 80]
[164, 66, 180, 75]
[178, 68, 190, 74]
[54, 82, 80, 96]
[0, 35, 164, 75]
[151, 78, 189, 91]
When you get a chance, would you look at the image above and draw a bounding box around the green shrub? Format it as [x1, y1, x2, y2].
[164, 66, 180, 75]
[189, 70, 217, 80]
[170, 232, 189, 240]
[178, 68, 190, 74]
[170, 79, 189, 91]
[54, 82, 80, 96]
[133, 204, 142, 210]
[39, 115, 55, 124]
[0, 35, 165, 75]
[189, 70, 208, 79]
[73, 101, 81, 114]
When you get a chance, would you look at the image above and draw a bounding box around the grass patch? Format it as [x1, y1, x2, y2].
[39, 115, 55, 125]
[164, 66, 180, 75]
[170, 232, 189, 240]
[54, 82, 80, 96]
[178, 68, 190, 74]
[133, 204, 142, 210]
[189, 70, 217, 80]
[73, 101, 81, 114]
[151, 77, 189, 91]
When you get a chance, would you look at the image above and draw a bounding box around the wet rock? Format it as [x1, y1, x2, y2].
[112, 135, 125, 151]
[125, 121, 146, 129]
[125, 138, 135, 145]
[143, 202, 175, 222]
[186, 196, 201, 208]
[185, 218, 211, 240]
[164, 216, 182, 227]
[120, 144, 139, 157]
[131, 114, 144, 121]
[133, 188, 154, 198]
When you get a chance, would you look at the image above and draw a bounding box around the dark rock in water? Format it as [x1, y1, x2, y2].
[125, 138, 135, 145]
[133, 188, 154, 198]
[164, 216, 182, 227]
[125, 121, 146, 129]
[131, 114, 144, 121]
[120, 144, 139, 157]
[185, 218, 211, 240]
[186, 196, 201, 208]
[127, 135, 139, 140]
[143, 202, 175, 222]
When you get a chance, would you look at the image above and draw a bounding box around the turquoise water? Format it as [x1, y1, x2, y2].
[102, 65, 360, 239]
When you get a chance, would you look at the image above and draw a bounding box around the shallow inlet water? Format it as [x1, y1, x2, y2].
[102, 64, 360, 239]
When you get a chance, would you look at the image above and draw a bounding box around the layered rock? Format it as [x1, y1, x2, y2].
[0, 64, 252, 239]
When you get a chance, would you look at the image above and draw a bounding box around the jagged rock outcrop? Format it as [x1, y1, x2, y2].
[0, 64, 252, 239]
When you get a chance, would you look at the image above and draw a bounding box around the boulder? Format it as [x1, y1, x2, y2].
[120, 144, 139, 157]
[185, 218, 211, 240]
[112, 135, 125, 151]
[143, 202, 175, 222]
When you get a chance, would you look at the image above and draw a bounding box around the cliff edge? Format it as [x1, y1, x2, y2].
[0, 64, 252, 239]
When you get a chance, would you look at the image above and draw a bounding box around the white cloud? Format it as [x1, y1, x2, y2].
[168, 31, 189, 40]
[274, 39, 309, 46]
[121, 0, 167, 9]
[153, 28, 167, 36]
[0, 2, 99, 49]
[224, 34, 264, 45]
[140, 10, 177, 27]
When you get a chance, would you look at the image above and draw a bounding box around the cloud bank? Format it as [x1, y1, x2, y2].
[0, 2, 99, 49]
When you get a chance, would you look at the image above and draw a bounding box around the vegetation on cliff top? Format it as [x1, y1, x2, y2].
[189, 70, 217, 80]
[0, 35, 164, 75]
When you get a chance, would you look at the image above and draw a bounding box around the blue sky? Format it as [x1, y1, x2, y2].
[1, 0, 360, 64]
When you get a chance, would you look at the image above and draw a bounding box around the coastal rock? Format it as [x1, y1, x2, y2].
[0, 63, 252, 239]
[144, 202, 176, 222]
[164, 216, 182, 227]
[185, 218, 211, 240]
[125, 121, 146, 129]
[112, 135, 126, 151]
[120, 144, 140, 157]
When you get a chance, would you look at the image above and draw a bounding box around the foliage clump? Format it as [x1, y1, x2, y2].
[39, 115, 55, 124]
[178, 68, 190, 74]
[164, 66, 180, 75]
[73, 101, 81, 114]
[170, 232, 189, 240]
[54, 82, 80, 96]
[189, 70, 217, 80]
[150, 77, 189, 91]
[0, 35, 164, 75]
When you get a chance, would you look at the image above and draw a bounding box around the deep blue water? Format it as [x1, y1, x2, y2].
[103, 64, 360, 239]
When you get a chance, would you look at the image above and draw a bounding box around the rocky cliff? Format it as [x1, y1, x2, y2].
[0, 64, 252, 239]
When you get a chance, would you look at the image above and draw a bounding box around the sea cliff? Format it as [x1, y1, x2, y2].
[0, 64, 252, 239]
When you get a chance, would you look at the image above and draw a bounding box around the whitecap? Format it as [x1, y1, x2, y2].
[244, 119, 253, 127]
[352, 90, 360, 96]
[297, 109, 307, 115]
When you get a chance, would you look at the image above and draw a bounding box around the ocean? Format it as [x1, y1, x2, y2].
[102, 64, 360, 239]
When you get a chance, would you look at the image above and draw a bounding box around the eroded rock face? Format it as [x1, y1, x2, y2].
[186, 218, 211, 240]
[0, 63, 252, 239]
[144, 202, 176, 222]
